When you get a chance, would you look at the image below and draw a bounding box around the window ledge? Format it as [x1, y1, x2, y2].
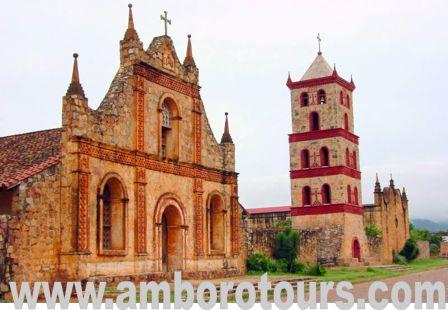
[98, 249, 128, 256]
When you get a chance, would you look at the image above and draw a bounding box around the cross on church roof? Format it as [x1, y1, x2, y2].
[160, 11, 171, 36]
[317, 33, 322, 55]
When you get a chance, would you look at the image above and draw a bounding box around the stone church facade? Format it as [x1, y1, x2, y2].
[0, 5, 244, 289]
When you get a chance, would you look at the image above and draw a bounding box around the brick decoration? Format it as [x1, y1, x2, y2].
[291, 203, 363, 216]
[290, 166, 361, 179]
[231, 184, 239, 255]
[193, 178, 204, 256]
[135, 77, 145, 151]
[76, 138, 237, 184]
[77, 153, 90, 252]
[134, 64, 200, 99]
[193, 99, 202, 165]
[135, 167, 147, 254]
[289, 128, 359, 144]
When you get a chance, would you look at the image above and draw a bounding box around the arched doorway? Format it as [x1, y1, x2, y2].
[352, 238, 361, 262]
[161, 205, 183, 272]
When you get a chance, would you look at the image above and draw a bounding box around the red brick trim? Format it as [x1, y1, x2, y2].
[289, 128, 359, 144]
[290, 166, 361, 179]
[291, 204, 363, 216]
[287, 75, 355, 91]
[134, 63, 201, 99]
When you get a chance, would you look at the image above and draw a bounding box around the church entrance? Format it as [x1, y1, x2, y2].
[161, 205, 183, 272]
[352, 238, 361, 262]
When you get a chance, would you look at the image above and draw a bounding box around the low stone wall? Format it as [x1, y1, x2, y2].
[298, 225, 343, 266]
[0, 215, 17, 299]
[440, 242, 448, 257]
[417, 240, 430, 259]
[367, 236, 382, 263]
[246, 228, 279, 258]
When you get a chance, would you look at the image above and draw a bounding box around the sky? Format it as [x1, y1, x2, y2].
[0, 1, 447, 221]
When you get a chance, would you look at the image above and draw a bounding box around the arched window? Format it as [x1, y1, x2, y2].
[345, 148, 350, 167]
[347, 185, 352, 204]
[301, 92, 309, 107]
[301, 149, 310, 169]
[98, 176, 127, 253]
[318, 90, 326, 104]
[208, 194, 225, 253]
[339, 91, 343, 105]
[354, 187, 359, 205]
[322, 184, 331, 204]
[352, 151, 357, 169]
[346, 94, 350, 108]
[302, 186, 311, 206]
[344, 113, 349, 131]
[160, 97, 180, 160]
[310, 112, 320, 131]
[320, 147, 330, 167]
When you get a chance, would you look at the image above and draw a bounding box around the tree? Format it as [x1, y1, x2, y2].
[273, 226, 300, 272]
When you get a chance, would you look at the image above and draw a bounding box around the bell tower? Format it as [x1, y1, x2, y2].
[286, 43, 369, 265]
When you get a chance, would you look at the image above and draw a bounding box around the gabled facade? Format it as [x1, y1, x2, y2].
[0, 4, 244, 288]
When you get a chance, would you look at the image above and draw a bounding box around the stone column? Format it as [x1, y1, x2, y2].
[77, 153, 90, 253]
[194, 178, 204, 256]
[192, 98, 202, 164]
[231, 183, 239, 255]
[135, 166, 147, 254]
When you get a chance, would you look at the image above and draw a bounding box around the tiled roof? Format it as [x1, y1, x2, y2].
[0, 128, 61, 189]
[246, 206, 291, 215]
[300, 53, 333, 81]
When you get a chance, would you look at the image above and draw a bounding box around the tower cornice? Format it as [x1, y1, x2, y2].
[287, 75, 355, 91]
[289, 128, 359, 144]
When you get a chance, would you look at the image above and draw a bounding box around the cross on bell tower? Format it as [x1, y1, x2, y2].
[160, 11, 171, 36]
[317, 33, 322, 55]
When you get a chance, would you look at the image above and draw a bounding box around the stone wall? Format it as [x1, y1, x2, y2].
[0, 215, 16, 299]
[246, 229, 278, 258]
[416, 240, 430, 259]
[367, 236, 382, 263]
[440, 242, 448, 257]
[298, 225, 344, 265]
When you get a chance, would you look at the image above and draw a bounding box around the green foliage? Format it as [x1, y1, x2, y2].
[392, 249, 408, 265]
[399, 239, 420, 262]
[246, 253, 270, 272]
[273, 227, 300, 272]
[364, 224, 382, 238]
[275, 219, 292, 229]
[275, 258, 289, 273]
[430, 243, 440, 255]
[366, 267, 375, 272]
[290, 259, 307, 273]
[306, 264, 326, 276]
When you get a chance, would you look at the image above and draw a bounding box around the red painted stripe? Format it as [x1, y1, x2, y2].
[286, 75, 355, 91]
[290, 204, 363, 216]
[290, 166, 361, 179]
[289, 128, 359, 144]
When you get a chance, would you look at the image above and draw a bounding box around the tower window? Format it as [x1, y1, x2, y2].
[352, 151, 357, 169]
[301, 92, 309, 107]
[310, 112, 320, 131]
[322, 184, 331, 204]
[354, 187, 359, 205]
[346, 94, 351, 108]
[159, 97, 180, 161]
[347, 185, 352, 204]
[301, 149, 310, 169]
[339, 91, 343, 105]
[161, 101, 171, 160]
[318, 90, 326, 104]
[345, 148, 350, 167]
[302, 186, 311, 206]
[344, 113, 349, 131]
[320, 147, 330, 167]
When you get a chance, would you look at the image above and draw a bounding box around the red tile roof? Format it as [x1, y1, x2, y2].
[0, 128, 62, 189]
[245, 206, 291, 215]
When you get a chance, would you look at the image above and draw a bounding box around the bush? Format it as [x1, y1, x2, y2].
[275, 258, 289, 273]
[306, 264, 326, 276]
[430, 243, 440, 255]
[364, 224, 382, 238]
[366, 267, 375, 272]
[399, 239, 419, 262]
[290, 260, 307, 273]
[392, 249, 408, 265]
[273, 227, 300, 272]
[247, 253, 270, 272]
